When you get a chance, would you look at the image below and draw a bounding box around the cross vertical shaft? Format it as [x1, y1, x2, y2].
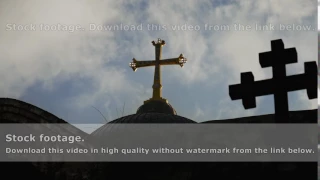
[152, 40, 164, 100]
[272, 54, 289, 122]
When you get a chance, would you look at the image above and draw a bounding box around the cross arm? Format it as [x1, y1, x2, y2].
[284, 62, 317, 99]
[229, 72, 275, 109]
[129, 58, 156, 71]
[159, 54, 187, 67]
[259, 39, 297, 68]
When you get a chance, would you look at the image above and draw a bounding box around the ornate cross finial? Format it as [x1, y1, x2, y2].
[229, 39, 317, 123]
[152, 38, 166, 46]
[129, 38, 187, 103]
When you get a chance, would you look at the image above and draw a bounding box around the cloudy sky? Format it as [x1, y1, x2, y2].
[318, 0, 320, 105]
[0, 0, 317, 131]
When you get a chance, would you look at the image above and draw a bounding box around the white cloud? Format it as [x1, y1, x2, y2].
[318, 2, 320, 30]
[0, 0, 316, 123]
[0, 0, 119, 96]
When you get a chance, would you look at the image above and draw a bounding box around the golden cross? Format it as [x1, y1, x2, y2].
[129, 38, 187, 103]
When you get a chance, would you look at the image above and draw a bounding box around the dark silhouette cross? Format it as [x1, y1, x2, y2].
[229, 39, 317, 122]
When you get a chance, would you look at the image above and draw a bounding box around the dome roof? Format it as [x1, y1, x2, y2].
[136, 100, 177, 115]
[109, 113, 194, 123]
[91, 113, 196, 136]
